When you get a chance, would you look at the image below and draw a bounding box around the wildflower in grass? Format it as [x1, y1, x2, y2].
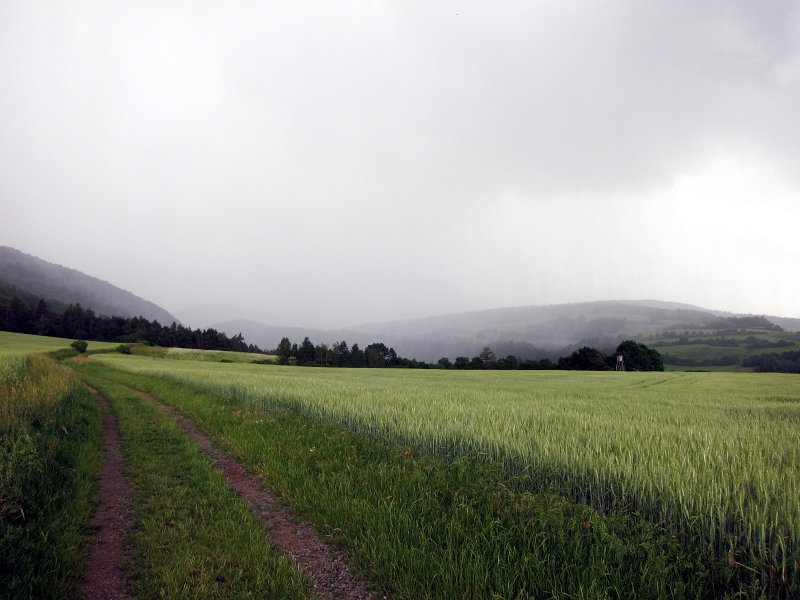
[581, 520, 591, 531]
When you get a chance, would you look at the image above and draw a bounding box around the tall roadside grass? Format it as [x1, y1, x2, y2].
[92, 355, 800, 596]
[0, 354, 102, 598]
[0, 353, 25, 387]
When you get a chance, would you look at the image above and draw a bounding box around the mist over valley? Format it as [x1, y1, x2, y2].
[3, 244, 797, 369]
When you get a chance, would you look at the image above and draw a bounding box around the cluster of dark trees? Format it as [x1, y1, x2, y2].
[440, 347, 555, 370]
[0, 294, 263, 353]
[275, 337, 407, 367]
[742, 351, 800, 374]
[556, 340, 664, 371]
[275, 336, 664, 372]
[448, 340, 663, 371]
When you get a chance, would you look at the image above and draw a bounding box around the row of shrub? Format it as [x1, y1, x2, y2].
[275, 337, 665, 371]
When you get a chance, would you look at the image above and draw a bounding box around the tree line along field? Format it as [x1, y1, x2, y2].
[2, 332, 799, 597]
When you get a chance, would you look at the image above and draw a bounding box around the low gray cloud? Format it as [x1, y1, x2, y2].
[1, 1, 798, 325]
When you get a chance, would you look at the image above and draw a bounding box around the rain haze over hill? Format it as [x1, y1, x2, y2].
[1, 1, 798, 329]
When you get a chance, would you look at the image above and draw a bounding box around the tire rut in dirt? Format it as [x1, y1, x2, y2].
[81, 386, 134, 600]
[139, 389, 379, 600]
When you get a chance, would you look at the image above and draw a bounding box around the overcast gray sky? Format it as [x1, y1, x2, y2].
[1, 0, 799, 327]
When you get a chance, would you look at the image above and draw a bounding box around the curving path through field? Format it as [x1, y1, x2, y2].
[139, 389, 378, 600]
[80, 386, 133, 600]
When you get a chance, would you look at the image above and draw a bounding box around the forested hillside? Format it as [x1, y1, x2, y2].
[0, 246, 176, 323]
[0, 294, 262, 353]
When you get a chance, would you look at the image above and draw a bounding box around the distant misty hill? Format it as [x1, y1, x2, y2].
[214, 300, 799, 362]
[173, 304, 297, 331]
[764, 315, 800, 332]
[0, 246, 177, 324]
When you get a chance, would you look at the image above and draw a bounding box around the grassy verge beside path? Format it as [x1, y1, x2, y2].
[0, 354, 102, 599]
[75, 361, 719, 599]
[72, 366, 313, 599]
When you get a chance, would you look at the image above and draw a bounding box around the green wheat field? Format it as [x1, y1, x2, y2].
[2, 332, 798, 597]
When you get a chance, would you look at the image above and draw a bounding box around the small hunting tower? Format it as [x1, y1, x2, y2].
[616, 354, 625, 371]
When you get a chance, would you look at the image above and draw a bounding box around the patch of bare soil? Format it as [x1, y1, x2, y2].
[81, 387, 133, 600]
[143, 391, 379, 600]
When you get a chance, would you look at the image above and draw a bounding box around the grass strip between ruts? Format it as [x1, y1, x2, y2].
[72, 366, 313, 599]
[72, 360, 726, 599]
